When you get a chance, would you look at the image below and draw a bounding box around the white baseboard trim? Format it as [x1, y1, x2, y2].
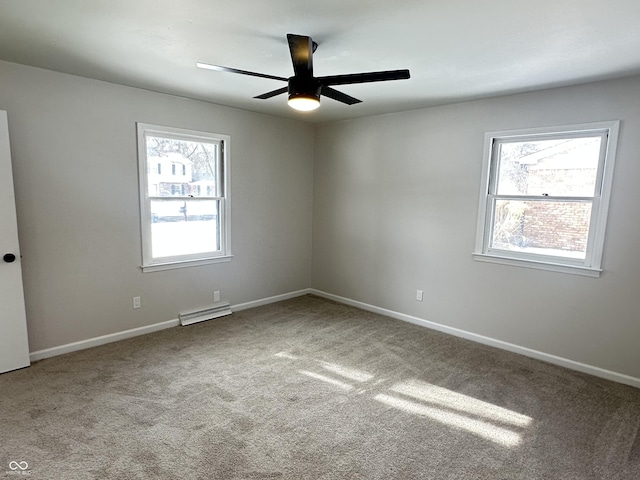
[28, 288, 640, 390]
[30, 318, 180, 362]
[28, 289, 313, 362]
[231, 289, 312, 312]
[309, 289, 640, 390]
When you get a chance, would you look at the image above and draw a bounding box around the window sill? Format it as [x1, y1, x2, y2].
[142, 255, 233, 273]
[472, 253, 601, 277]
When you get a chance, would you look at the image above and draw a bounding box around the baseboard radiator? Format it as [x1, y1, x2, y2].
[179, 302, 232, 326]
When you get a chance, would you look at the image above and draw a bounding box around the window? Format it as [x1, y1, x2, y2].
[137, 123, 231, 272]
[474, 121, 619, 276]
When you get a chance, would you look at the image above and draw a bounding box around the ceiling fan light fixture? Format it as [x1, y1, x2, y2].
[288, 94, 320, 111]
[287, 76, 322, 111]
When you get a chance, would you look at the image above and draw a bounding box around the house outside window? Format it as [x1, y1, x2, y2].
[137, 123, 231, 272]
[474, 121, 619, 277]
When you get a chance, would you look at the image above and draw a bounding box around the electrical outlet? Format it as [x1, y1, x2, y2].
[416, 290, 424, 302]
[133, 296, 141, 309]
[213, 290, 221, 303]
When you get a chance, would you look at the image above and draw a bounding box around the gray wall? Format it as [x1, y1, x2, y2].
[0, 60, 314, 352]
[312, 76, 640, 379]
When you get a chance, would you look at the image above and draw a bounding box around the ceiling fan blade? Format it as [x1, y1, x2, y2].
[321, 87, 362, 105]
[196, 63, 287, 82]
[318, 69, 410, 86]
[287, 34, 314, 77]
[254, 87, 288, 100]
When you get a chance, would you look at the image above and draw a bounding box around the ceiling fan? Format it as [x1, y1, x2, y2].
[197, 34, 410, 111]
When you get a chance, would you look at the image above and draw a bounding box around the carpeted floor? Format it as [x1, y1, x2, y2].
[1, 294, 639, 479]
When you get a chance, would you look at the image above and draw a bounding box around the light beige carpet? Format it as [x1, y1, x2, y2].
[1, 295, 639, 479]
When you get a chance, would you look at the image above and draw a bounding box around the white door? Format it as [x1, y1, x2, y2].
[0, 110, 30, 373]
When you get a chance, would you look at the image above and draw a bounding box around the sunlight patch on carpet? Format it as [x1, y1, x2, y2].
[391, 379, 532, 428]
[374, 393, 523, 447]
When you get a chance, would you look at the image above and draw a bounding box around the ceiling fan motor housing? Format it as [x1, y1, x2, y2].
[288, 76, 322, 102]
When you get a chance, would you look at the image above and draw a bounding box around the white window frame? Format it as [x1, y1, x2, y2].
[137, 123, 232, 272]
[473, 121, 619, 277]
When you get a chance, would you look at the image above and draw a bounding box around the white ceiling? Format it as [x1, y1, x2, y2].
[1, 0, 639, 123]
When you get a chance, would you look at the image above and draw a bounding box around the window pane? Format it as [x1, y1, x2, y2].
[491, 199, 592, 259]
[150, 199, 220, 258]
[146, 136, 219, 198]
[496, 137, 602, 197]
